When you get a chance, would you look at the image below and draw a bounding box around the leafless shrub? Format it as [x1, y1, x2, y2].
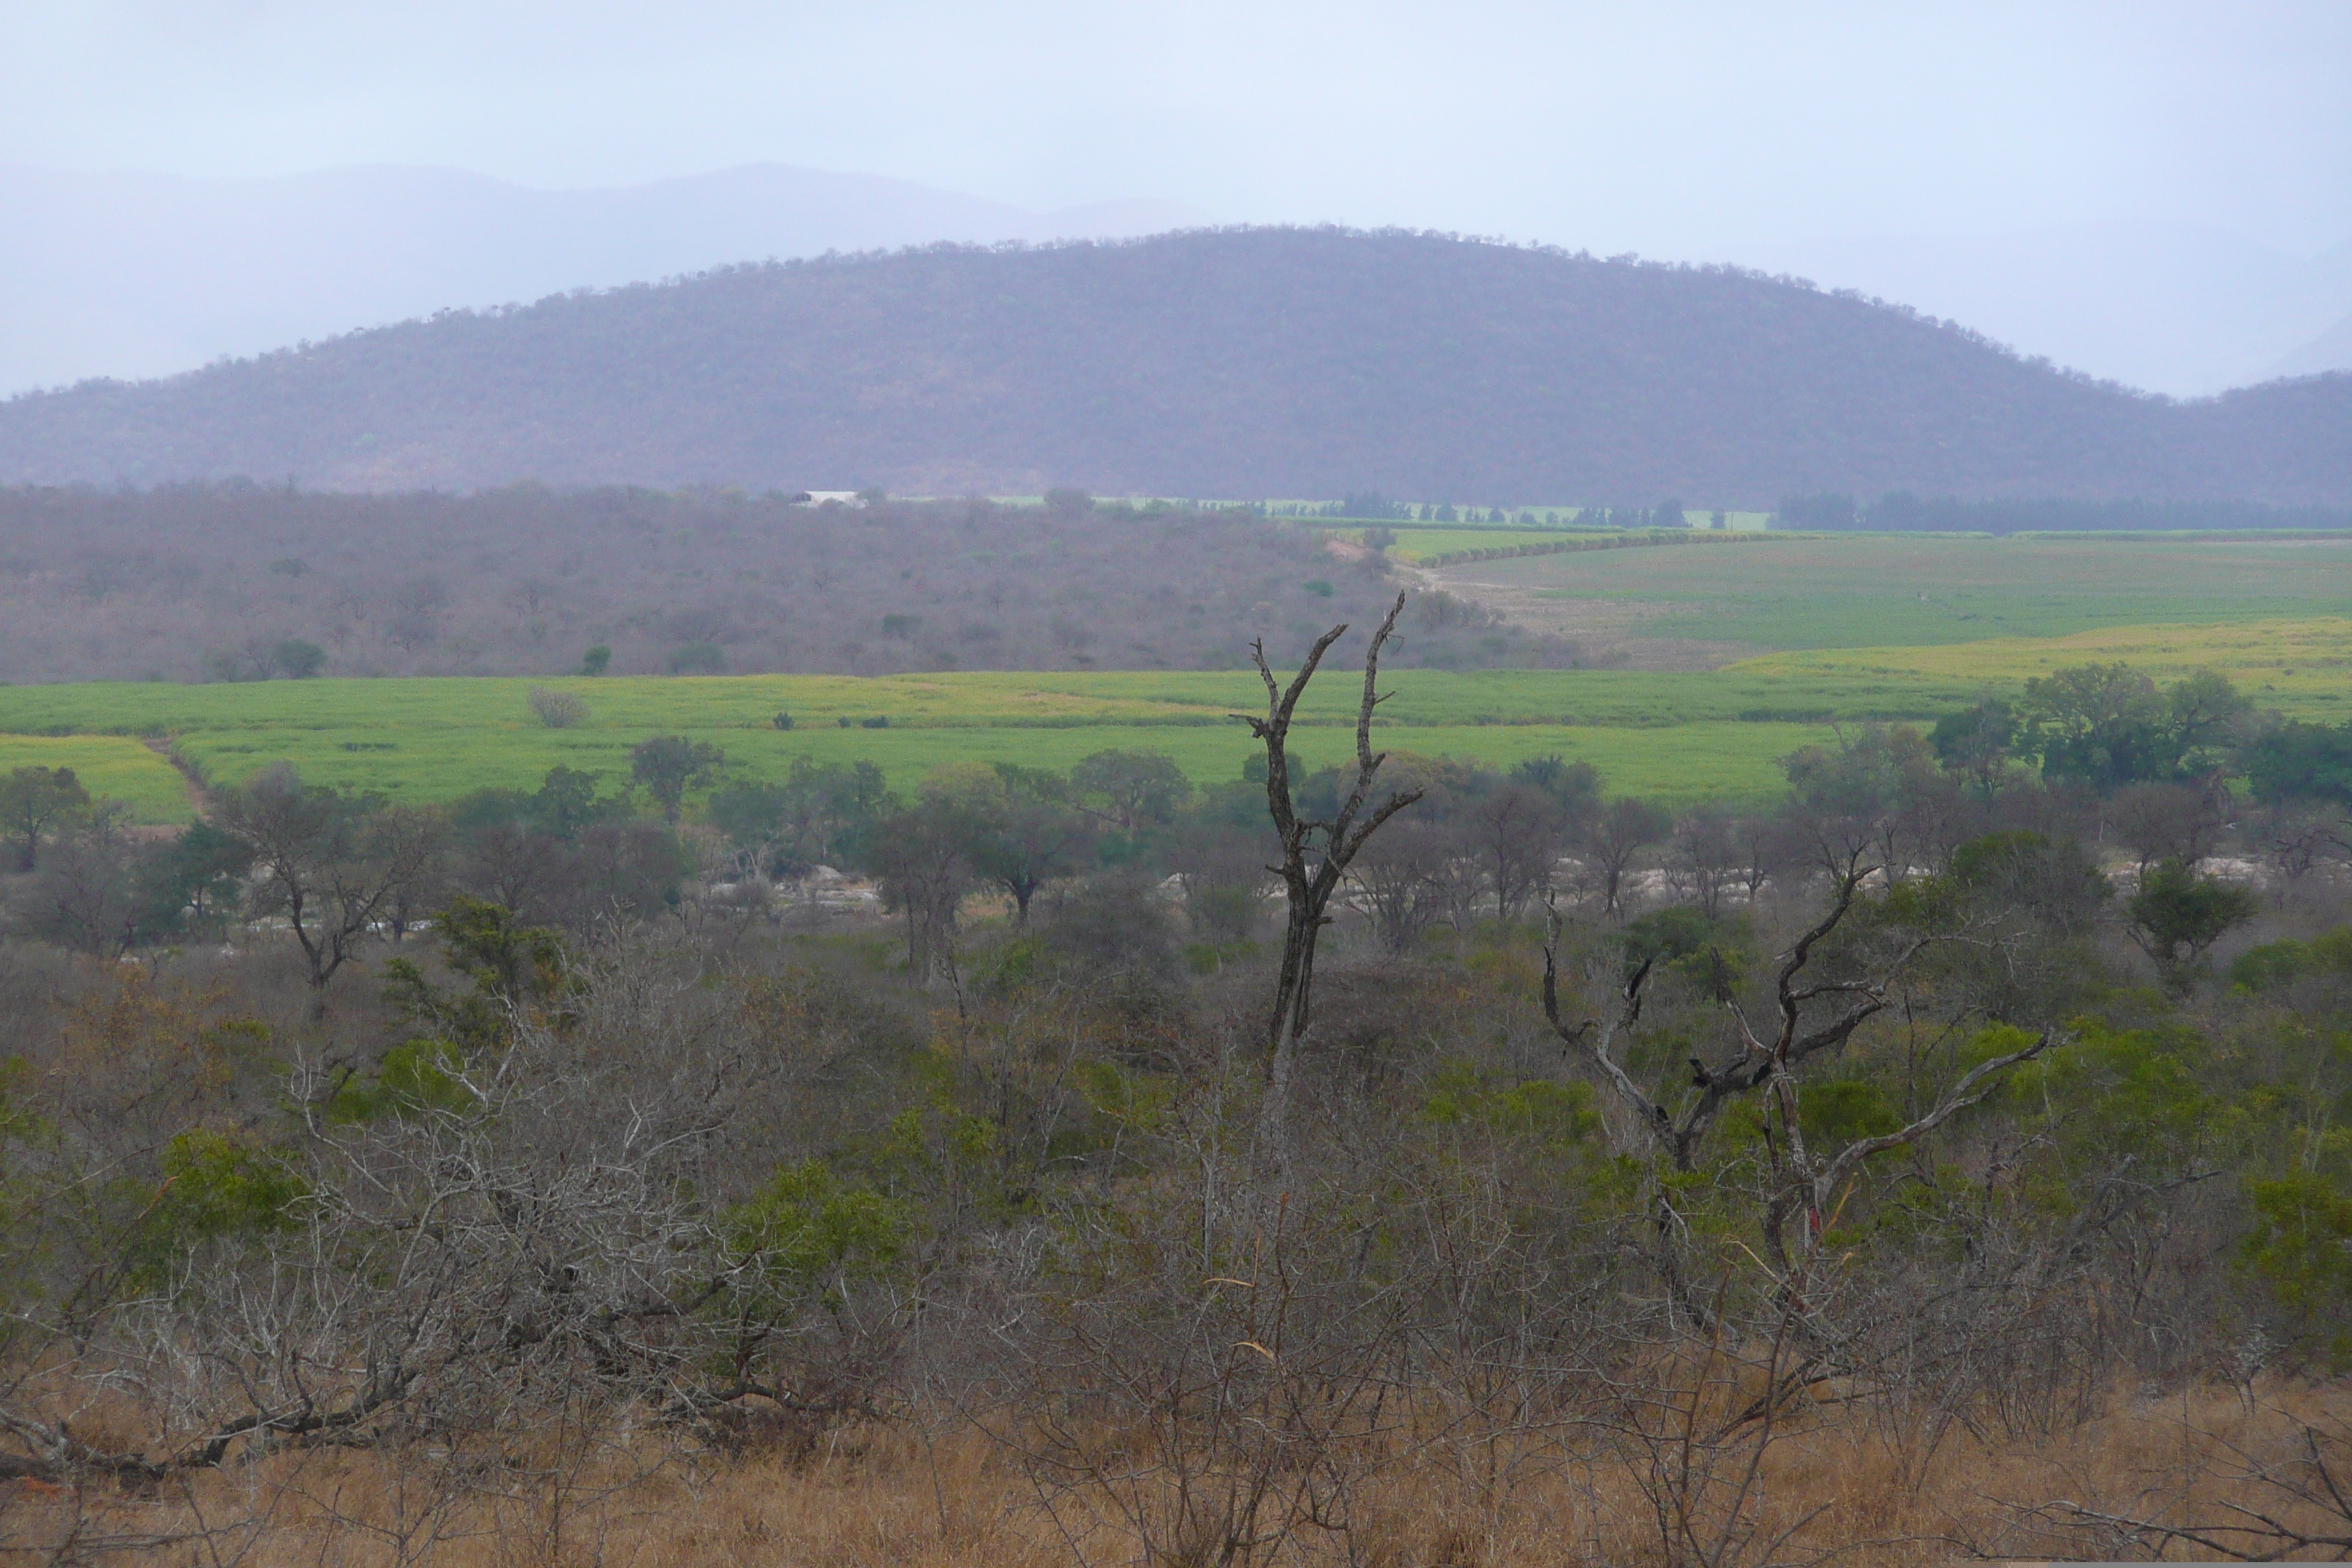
[2109, 777, 2232, 872]
[527, 684, 589, 728]
[2253, 800, 2351, 902]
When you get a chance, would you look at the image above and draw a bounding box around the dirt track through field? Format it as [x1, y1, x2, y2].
[142, 736, 212, 821]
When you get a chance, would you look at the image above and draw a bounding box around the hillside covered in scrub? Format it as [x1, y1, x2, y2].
[4, 227, 2347, 505]
[0, 483, 1584, 684]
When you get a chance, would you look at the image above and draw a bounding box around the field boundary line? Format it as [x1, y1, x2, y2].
[1414, 529, 1794, 568]
[140, 736, 214, 822]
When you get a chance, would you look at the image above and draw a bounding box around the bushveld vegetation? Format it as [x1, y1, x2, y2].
[4, 598, 2352, 1562]
[0, 484, 1591, 685]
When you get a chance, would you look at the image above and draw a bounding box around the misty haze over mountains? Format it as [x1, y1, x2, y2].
[4, 162, 2349, 402]
[0, 162, 1206, 396]
[1745, 221, 2352, 396]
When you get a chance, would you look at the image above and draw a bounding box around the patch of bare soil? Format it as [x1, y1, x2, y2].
[1413, 564, 1764, 671]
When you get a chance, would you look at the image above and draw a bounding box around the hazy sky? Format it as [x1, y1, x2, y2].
[5, 1, 2349, 260]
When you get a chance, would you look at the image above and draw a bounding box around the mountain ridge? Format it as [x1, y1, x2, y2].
[3, 227, 2345, 505]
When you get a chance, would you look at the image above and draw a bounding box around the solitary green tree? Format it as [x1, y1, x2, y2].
[137, 821, 255, 935]
[272, 639, 327, 679]
[1070, 750, 1191, 833]
[630, 736, 724, 824]
[1581, 796, 1672, 916]
[919, 761, 1093, 925]
[0, 765, 91, 871]
[2127, 858, 2257, 984]
[2020, 663, 2247, 790]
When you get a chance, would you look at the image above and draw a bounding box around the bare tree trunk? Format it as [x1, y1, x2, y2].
[1239, 592, 1422, 1180]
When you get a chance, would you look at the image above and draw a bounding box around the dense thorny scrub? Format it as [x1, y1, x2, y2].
[1, 866, 2348, 1563]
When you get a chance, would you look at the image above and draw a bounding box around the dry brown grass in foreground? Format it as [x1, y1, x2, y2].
[9, 1379, 2349, 1567]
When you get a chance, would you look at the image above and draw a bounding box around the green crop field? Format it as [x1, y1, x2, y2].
[0, 664, 2004, 745]
[4, 619, 2344, 821]
[4, 529, 2348, 825]
[0, 672, 1874, 816]
[1447, 532, 2352, 650]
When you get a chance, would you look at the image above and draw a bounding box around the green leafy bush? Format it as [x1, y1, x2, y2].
[132, 1131, 309, 1283]
[722, 1159, 908, 1302]
[2241, 1170, 2352, 1368]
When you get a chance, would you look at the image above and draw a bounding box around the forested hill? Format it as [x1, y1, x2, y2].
[2, 227, 2345, 504]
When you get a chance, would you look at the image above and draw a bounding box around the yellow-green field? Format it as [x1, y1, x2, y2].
[3, 616, 2345, 821]
[0, 734, 195, 822]
[0, 669, 1854, 817]
[1733, 617, 2352, 723]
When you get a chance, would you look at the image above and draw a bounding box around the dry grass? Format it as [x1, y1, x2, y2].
[11, 1380, 2351, 1566]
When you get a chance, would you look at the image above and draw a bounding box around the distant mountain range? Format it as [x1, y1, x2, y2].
[2, 227, 2345, 506]
[0, 162, 1205, 396]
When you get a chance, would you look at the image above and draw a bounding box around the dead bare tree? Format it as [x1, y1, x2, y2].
[1541, 852, 2054, 1336]
[1543, 856, 1926, 1173]
[1752, 1029, 2053, 1327]
[1238, 592, 1422, 1175]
